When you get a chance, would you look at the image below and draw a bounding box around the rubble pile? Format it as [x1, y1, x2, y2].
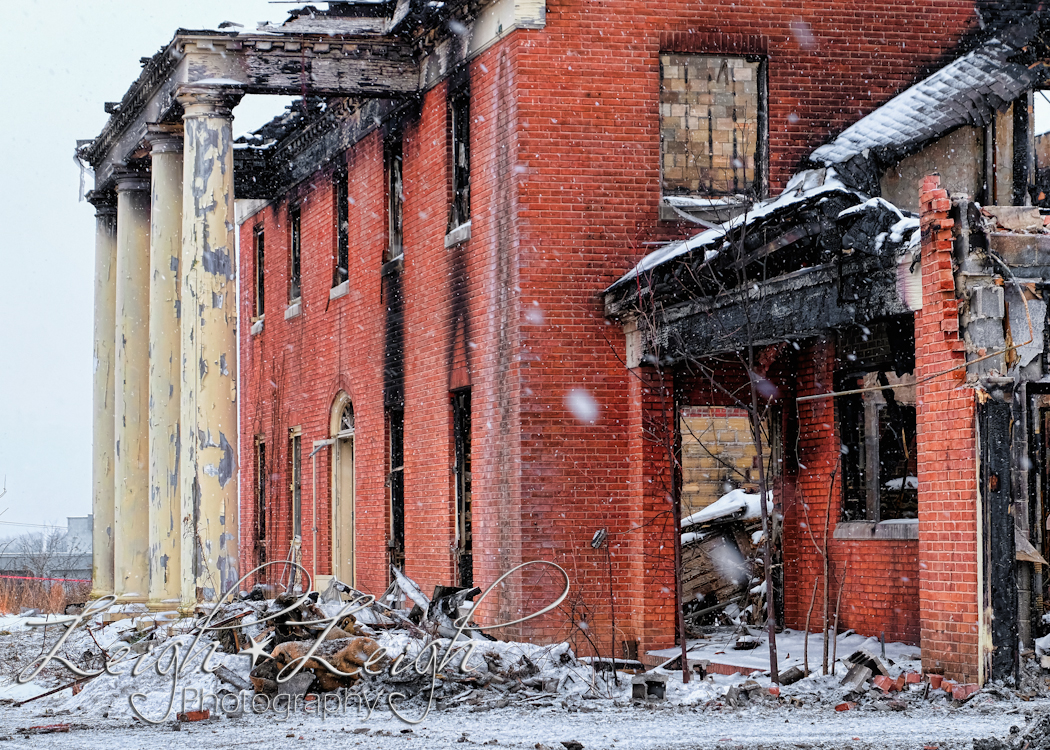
[2, 569, 624, 721]
[679, 489, 779, 631]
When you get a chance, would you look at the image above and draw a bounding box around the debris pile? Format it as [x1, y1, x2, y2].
[679, 489, 779, 630]
[3, 567, 626, 721]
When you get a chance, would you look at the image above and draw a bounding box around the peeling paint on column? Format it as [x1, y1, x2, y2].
[147, 123, 184, 609]
[178, 84, 242, 605]
[113, 173, 151, 603]
[89, 193, 117, 599]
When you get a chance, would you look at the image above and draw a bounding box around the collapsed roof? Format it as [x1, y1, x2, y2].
[604, 14, 1048, 362]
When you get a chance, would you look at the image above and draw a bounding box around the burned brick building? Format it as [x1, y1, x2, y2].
[78, 0, 1047, 683]
[606, 14, 1050, 682]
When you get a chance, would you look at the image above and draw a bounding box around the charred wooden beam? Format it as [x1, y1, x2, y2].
[633, 256, 905, 364]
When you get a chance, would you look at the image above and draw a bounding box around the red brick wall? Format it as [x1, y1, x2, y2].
[916, 175, 979, 682]
[239, 1, 977, 652]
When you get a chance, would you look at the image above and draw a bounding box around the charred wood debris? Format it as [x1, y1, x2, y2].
[679, 492, 780, 639]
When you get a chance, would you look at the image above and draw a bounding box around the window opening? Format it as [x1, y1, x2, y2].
[253, 225, 265, 317]
[388, 408, 405, 571]
[339, 401, 355, 435]
[837, 317, 917, 522]
[289, 206, 302, 302]
[449, 86, 471, 230]
[255, 441, 267, 568]
[290, 430, 302, 538]
[659, 54, 766, 199]
[386, 134, 404, 261]
[453, 390, 473, 588]
[334, 168, 349, 287]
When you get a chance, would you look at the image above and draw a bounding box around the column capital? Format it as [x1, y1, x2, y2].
[176, 83, 244, 119]
[86, 189, 117, 217]
[145, 122, 184, 155]
[113, 167, 151, 194]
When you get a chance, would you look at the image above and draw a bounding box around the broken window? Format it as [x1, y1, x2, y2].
[290, 429, 302, 538]
[333, 167, 349, 287]
[253, 225, 265, 317]
[387, 408, 405, 571]
[448, 84, 471, 230]
[453, 390, 472, 588]
[660, 54, 765, 199]
[255, 440, 267, 568]
[837, 318, 918, 522]
[386, 133, 404, 261]
[289, 205, 302, 303]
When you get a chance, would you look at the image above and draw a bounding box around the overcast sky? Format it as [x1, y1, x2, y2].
[0, 2, 291, 533]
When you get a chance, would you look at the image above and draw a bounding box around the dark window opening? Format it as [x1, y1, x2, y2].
[289, 206, 302, 302]
[290, 431, 302, 538]
[388, 408, 405, 571]
[837, 317, 918, 522]
[386, 135, 404, 261]
[334, 167, 349, 287]
[453, 390, 472, 588]
[255, 441, 267, 568]
[253, 225, 265, 317]
[449, 87, 470, 230]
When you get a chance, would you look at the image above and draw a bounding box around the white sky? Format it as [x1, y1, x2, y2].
[0, 3, 293, 533]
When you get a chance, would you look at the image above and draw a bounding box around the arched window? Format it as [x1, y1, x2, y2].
[339, 401, 354, 434]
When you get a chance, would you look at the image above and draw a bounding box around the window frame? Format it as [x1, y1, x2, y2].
[448, 82, 471, 232]
[658, 52, 769, 212]
[253, 224, 265, 318]
[386, 132, 404, 262]
[333, 166, 349, 288]
[387, 407, 405, 571]
[255, 439, 267, 543]
[289, 205, 302, 304]
[835, 319, 918, 532]
[290, 428, 302, 539]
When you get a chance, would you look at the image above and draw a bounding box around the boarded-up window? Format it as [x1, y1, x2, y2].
[680, 406, 762, 520]
[660, 55, 763, 197]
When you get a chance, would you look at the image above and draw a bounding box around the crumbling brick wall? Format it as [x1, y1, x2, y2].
[915, 175, 980, 682]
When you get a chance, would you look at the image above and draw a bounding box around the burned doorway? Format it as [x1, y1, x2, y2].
[453, 390, 473, 587]
[678, 406, 776, 627]
[330, 394, 356, 585]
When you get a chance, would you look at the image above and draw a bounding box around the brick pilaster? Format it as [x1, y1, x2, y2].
[916, 175, 980, 683]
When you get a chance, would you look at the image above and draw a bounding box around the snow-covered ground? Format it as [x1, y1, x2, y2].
[0, 611, 1046, 749]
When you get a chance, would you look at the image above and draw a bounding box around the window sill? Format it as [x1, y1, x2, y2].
[329, 281, 349, 300]
[250, 316, 265, 335]
[659, 195, 752, 224]
[284, 301, 302, 320]
[833, 519, 918, 541]
[381, 255, 404, 277]
[445, 221, 471, 248]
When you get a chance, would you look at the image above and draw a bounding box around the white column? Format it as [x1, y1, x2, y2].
[177, 84, 244, 603]
[146, 124, 184, 609]
[113, 171, 151, 602]
[88, 190, 117, 598]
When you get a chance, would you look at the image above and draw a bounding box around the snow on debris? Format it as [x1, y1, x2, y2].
[609, 167, 861, 291]
[681, 488, 773, 528]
